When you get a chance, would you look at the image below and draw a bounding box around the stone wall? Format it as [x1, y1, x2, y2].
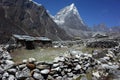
[0, 45, 120, 80]
[87, 40, 119, 48]
[0, 46, 97, 80]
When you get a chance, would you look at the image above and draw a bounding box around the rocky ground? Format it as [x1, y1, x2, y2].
[0, 41, 120, 80]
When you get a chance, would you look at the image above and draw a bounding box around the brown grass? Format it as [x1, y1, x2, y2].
[10, 47, 68, 62]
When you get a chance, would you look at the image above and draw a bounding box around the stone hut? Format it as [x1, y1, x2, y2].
[13, 34, 35, 49]
[13, 34, 52, 49]
[35, 37, 52, 47]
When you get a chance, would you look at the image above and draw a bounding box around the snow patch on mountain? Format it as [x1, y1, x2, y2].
[31, 0, 42, 6]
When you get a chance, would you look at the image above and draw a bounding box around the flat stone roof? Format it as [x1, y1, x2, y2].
[13, 34, 51, 41]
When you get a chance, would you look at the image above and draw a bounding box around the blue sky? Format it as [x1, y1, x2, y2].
[33, 0, 120, 27]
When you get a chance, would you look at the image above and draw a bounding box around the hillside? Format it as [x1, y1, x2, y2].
[0, 0, 71, 44]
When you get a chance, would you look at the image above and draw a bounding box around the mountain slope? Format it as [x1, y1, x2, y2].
[53, 3, 89, 38]
[92, 23, 120, 36]
[0, 0, 71, 44]
[92, 23, 109, 32]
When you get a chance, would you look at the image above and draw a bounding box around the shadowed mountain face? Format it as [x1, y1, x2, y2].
[0, 0, 71, 44]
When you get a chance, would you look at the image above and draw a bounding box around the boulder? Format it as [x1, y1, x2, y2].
[28, 58, 36, 63]
[40, 69, 50, 74]
[16, 67, 30, 79]
[8, 75, 16, 80]
[22, 59, 28, 63]
[36, 64, 50, 70]
[74, 64, 81, 70]
[33, 72, 43, 80]
[26, 63, 36, 70]
[52, 63, 59, 68]
[53, 56, 65, 62]
[92, 71, 100, 78]
[4, 60, 14, 69]
[7, 68, 16, 75]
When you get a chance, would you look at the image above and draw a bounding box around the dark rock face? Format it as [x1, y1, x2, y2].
[87, 40, 119, 48]
[0, 0, 70, 44]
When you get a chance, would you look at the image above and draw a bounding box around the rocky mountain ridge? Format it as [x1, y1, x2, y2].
[92, 23, 120, 33]
[0, 0, 71, 44]
[92, 23, 120, 37]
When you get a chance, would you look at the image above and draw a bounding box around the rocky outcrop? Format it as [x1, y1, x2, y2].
[0, 0, 71, 44]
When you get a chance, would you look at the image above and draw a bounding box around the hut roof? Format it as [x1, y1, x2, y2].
[13, 34, 35, 41]
[35, 37, 51, 41]
[13, 34, 51, 41]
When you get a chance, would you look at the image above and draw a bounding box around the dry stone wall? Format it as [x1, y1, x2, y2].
[0, 45, 120, 80]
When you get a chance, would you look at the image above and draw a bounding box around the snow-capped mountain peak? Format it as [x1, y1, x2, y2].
[70, 3, 82, 19]
[54, 3, 86, 27]
[70, 3, 74, 7]
[54, 3, 81, 20]
[69, 3, 75, 10]
[67, 3, 80, 16]
[53, 3, 89, 38]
